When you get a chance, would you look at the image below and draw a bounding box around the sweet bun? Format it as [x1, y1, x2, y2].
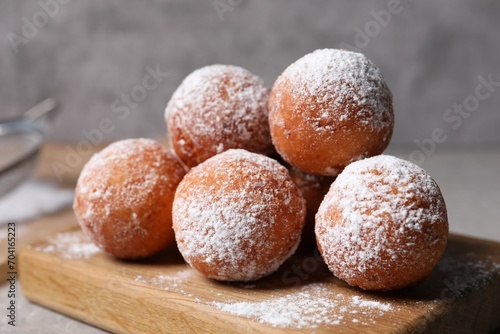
[315, 155, 448, 290]
[73, 138, 186, 259]
[287, 165, 334, 247]
[269, 49, 394, 176]
[172, 149, 306, 281]
[166, 64, 273, 168]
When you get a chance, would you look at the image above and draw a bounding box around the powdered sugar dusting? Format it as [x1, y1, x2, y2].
[316, 155, 448, 290]
[211, 283, 392, 329]
[33, 232, 500, 331]
[436, 253, 500, 299]
[173, 149, 305, 281]
[351, 296, 392, 312]
[134, 269, 195, 295]
[132, 271, 397, 329]
[33, 231, 100, 259]
[166, 64, 272, 166]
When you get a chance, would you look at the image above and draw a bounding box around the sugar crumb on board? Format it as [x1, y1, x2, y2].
[211, 283, 392, 328]
[134, 269, 194, 296]
[32, 232, 500, 330]
[434, 253, 500, 299]
[32, 231, 100, 259]
[134, 272, 394, 329]
[131, 252, 500, 330]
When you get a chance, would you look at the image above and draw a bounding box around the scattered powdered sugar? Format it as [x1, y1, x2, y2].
[173, 149, 305, 282]
[133, 270, 400, 330]
[134, 269, 194, 295]
[211, 283, 393, 329]
[33, 231, 101, 259]
[351, 296, 392, 312]
[316, 155, 448, 289]
[134, 271, 396, 329]
[435, 253, 500, 299]
[37, 233, 498, 331]
[165, 64, 272, 166]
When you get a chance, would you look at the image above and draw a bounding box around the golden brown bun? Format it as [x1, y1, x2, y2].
[73, 138, 186, 259]
[287, 165, 334, 247]
[172, 149, 306, 282]
[269, 49, 394, 176]
[166, 64, 273, 168]
[315, 155, 448, 291]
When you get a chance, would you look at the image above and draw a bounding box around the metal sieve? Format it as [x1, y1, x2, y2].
[0, 99, 58, 198]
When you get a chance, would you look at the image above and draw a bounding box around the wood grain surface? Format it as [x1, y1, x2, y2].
[20, 231, 500, 334]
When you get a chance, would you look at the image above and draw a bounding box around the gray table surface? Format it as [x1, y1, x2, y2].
[1, 146, 500, 334]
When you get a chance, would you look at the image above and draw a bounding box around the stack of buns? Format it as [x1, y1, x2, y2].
[73, 49, 448, 290]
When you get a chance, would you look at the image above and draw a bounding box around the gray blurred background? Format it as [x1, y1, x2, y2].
[1, 0, 499, 146]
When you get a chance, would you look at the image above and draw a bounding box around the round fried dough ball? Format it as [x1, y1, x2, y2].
[172, 149, 306, 282]
[315, 155, 448, 291]
[269, 49, 394, 176]
[73, 138, 186, 259]
[287, 165, 334, 247]
[165, 64, 273, 168]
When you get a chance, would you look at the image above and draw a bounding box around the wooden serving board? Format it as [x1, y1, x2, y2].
[19, 228, 500, 334]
